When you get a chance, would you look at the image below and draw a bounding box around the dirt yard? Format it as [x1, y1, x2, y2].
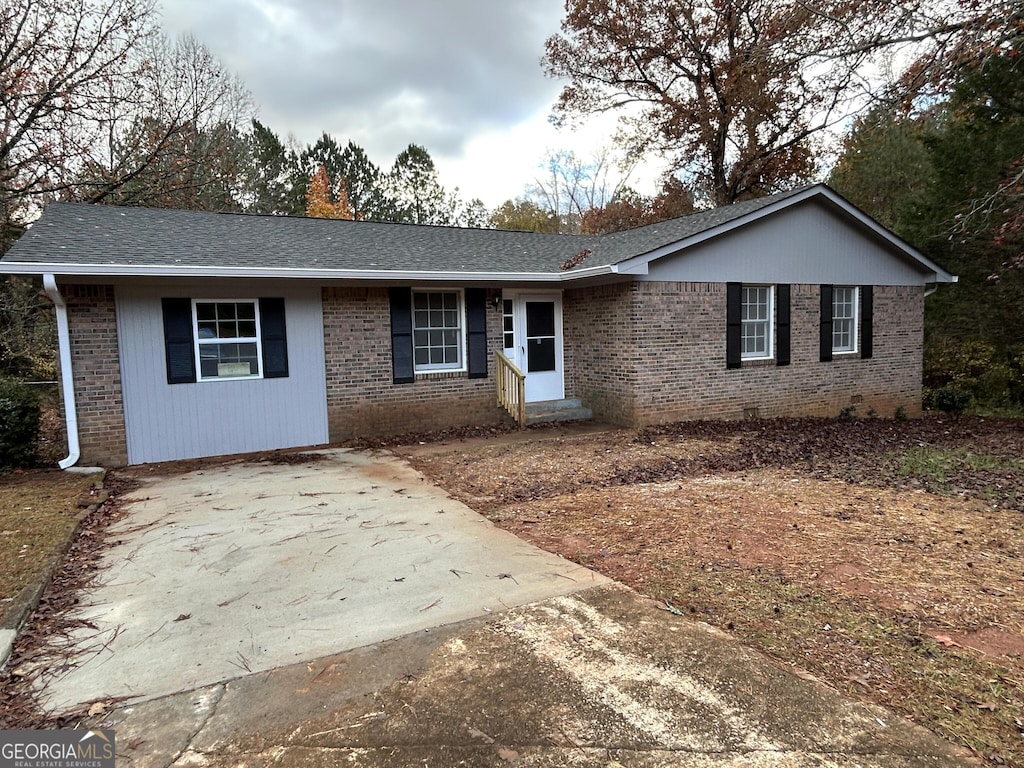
[395, 415, 1024, 766]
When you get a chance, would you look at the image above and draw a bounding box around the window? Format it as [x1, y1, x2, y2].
[502, 299, 514, 350]
[741, 286, 773, 360]
[412, 290, 464, 371]
[162, 297, 287, 385]
[832, 286, 858, 353]
[193, 300, 262, 380]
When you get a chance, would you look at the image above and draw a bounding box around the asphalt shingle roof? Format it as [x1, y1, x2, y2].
[0, 186, 812, 274]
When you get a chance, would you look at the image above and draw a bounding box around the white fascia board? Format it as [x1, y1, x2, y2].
[0, 261, 617, 283]
[611, 185, 958, 284]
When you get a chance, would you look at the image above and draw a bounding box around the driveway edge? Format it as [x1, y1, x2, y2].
[0, 470, 106, 671]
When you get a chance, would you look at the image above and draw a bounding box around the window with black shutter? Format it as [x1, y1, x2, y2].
[162, 297, 289, 383]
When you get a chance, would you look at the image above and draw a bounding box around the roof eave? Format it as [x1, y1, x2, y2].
[611, 185, 958, 284]
[0, 261, 618, 283]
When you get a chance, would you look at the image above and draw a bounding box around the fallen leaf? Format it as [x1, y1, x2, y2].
[978, 701, 999, 711]
[498, 746, 519, 760]
[88, 701, 107, 716]
[174, 613, 192, 622]
[932, 634, 962, 648]
[468, 728, 494, 744]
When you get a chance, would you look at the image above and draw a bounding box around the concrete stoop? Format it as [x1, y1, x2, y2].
[524, 397, 593, 426]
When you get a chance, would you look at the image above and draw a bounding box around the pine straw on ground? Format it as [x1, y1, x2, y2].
[397, 415, 1024, 766]
[0, 470, 101, 622]
[0, 476, 133, 729]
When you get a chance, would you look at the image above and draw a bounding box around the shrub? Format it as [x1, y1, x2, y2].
[0, 380, 41, 469]
[927, 383, 971, 416]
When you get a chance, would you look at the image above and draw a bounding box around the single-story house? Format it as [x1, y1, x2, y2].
[0, 184, 956, 467]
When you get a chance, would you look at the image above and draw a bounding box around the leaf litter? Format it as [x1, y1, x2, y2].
[398, 414, 1024, 766]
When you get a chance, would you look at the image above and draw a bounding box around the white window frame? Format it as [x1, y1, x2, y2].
[192, 299, 264, 382]
[741, 285, 773, 361]
[411, 288, 467, 373]
[832, 286, 859, 354]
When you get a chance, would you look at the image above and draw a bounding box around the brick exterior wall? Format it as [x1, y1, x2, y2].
[64, 285, 128, 466]
[564, 281, 923, 425]
[60, 280, 923, 465]
[322, 287, 506, 440]
[563, 282, 638, 423]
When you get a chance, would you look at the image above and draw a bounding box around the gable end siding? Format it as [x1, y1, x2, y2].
[637, 202, 931, 286]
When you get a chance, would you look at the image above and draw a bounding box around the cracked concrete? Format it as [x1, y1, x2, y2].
[32, 449, 973, 766]
[92, 586, 972, 767]
[31, 449, 603, 712]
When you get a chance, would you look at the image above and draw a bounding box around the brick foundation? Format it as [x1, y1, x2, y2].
[64, 285, 128, 466]
[322, 287, 506, 440]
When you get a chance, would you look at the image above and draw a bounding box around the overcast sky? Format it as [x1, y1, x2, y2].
[158, 0, 638, 208]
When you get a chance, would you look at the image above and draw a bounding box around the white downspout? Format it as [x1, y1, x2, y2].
[42, 274, 80, 469]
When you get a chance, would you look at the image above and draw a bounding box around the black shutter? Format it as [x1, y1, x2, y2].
[259, 298, 289, 378]
[465, 288, 488, 379]
[776, 284, 791, 366]
[820, 284, 834, 363]
[726, 282, 742, 369]
[860, 285, 874, 359]
[162, 297, 196, 385]
[389, 287, 414, 384]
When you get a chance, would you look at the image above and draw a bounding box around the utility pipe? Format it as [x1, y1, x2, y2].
[42, 274, 80, 469]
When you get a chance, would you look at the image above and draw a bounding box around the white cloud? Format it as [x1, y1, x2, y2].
[157, 0, 665, 209]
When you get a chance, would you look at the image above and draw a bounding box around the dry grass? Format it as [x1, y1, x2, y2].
[0, 470, 101, 623]
[399, 416, 1024, 766]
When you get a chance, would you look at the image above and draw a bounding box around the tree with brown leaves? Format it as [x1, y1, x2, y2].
[543, 0, 1014, 207]
[305, 165, 354, 220]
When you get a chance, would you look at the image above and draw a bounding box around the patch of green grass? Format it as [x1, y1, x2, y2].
[898, 446, 1024, 485]
[968, 403, 1024, 419]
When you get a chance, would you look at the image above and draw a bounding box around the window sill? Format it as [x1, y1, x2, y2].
[740, 357, 775, 368]
[197, 375, 264, 383]
[414, 369, 468, 381]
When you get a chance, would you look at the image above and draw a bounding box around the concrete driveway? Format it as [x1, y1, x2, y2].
[34, 448, 604, 712]
[26, 447, 971, 767]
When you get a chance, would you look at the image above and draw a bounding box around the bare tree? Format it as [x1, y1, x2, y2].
[528, 147, 635, 233]
[1, 3, 255, 246]
[78, 32, 254, 209]
[1, 0, 157, 246]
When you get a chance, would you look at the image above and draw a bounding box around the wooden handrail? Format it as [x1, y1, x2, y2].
[495, 351, 526, 428]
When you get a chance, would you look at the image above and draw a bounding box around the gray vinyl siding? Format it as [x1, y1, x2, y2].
[115, 282, 328, 464]
[637, 202, 928, 286]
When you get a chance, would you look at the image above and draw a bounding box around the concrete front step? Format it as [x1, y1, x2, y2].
[525, 398, 593, 426]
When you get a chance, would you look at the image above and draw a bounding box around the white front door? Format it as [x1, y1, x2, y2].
[502, 292, 564, 403]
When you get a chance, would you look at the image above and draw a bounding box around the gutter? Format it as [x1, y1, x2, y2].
[1, 262, 618, 283]
[925, 274, 959, 297]
[41, 275, 80, 469]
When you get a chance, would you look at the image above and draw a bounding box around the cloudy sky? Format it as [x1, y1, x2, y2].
[158, 0, 641, 208]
